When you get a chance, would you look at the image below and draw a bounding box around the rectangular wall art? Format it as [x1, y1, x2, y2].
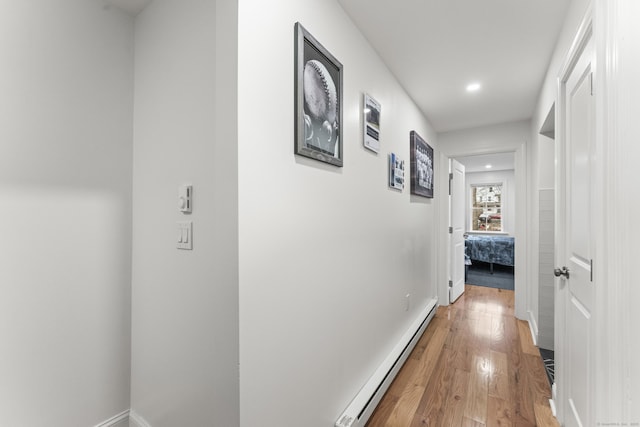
[294, 22, 344, 167]
[410, 131, 434, 198]
[389, 152, 404, 190]
[363, 94, 381, 153]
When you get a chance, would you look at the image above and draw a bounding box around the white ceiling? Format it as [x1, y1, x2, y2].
[455, 152, 514, 173]
[106, 1, 569, 132]
[337, 0, 571, 133]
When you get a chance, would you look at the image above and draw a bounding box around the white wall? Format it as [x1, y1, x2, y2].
[0, 2, 133, 426]
[438, 120, 530, 154]
[616, 1, 640, 420]
[436, 120, 528, 318]
[537, 189, 555, 350]
[594, 0, 640, 422]
[464, 170, 516, 236]
[528, 0, 590, 350]
[536, 134, 556, 349]
[237, 0, 438, 425]
[532, 0, 591, 139]
[617, 1, 640, 419]
[130, 0, 239, 426]
[530, 1, 640, 422]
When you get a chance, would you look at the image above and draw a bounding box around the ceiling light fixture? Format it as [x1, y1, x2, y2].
[485, 164, 493, 169]
[466, 82, 481, 92]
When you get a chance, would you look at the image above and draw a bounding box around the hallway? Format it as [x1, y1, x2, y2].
[366, 285, 557, 426]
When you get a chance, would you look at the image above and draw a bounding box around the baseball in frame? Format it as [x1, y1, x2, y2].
[294, 22, 343, 167]
[363, 94, 381, 153]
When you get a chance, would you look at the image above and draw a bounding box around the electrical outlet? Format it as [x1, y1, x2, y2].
[405, 293, 411, 311]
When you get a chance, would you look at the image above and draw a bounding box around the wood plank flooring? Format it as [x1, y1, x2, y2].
[366, 285, 558, 427]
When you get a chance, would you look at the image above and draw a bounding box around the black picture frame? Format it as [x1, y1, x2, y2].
[410, 131, 434, 198]
[295, 22, 343, 167]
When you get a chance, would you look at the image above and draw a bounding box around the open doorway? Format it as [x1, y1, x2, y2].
[538, 104, 556, 390]
[453, 153, 516, 293]
[436, 140, 527, 320]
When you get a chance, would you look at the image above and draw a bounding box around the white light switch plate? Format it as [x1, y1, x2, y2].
[177, 221, 192, 250]
[178, 185, 193, 213]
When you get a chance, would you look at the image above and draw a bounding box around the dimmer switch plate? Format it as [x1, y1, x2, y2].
[177, 221, 192, 250]
[178, 185, 192, 213]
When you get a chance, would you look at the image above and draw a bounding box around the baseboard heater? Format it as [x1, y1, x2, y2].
[335, 299, 438, 427]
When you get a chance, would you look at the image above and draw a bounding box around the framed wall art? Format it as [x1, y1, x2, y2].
[294, 22, 343, 167]
[389, 152, 404, 190]
[410, 131, 434, 198]
[363, 94, 381, 153]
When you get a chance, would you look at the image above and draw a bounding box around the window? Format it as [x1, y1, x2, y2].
[471, 184, 502, 232]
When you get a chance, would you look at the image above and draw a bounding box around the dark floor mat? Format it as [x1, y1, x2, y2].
[465, 261, 514, 290]
[539, 348, 555, 387]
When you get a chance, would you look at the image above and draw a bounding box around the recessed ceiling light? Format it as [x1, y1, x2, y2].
[466, 83, 481, 92]
[485, 164, 493, 169]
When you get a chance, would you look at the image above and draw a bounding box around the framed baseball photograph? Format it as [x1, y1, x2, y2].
[410, 131, 434, 198]
[294, 22, 343, 167]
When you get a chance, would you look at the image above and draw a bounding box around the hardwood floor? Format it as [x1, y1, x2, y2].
[366, 285, 558, 427]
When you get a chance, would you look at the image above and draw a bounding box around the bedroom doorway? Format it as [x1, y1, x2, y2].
[437, 143, 527, 320]
[452, 153, 516, 292]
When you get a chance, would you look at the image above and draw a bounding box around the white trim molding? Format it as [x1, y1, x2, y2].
[527, 310, 539, 346]
[594, 0, 636, 424]
[435, 142, 528, 320]
[93, 410, 130, 427]
[129, 410, 153, 427]
[554, 5, 593, 425]
[335, 300, 438, 427]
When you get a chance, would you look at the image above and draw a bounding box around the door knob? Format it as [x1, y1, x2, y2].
[554, 266, 570, 279]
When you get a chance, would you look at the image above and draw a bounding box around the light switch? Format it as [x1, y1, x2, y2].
[177, 221, 192, 250]
[178, 185, 193, 213]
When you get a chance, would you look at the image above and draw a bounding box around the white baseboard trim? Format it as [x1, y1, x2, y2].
[335, 299, 438, 427]
[94, 410, 130, 427]
[93, 408, 152, 427]
[527, 310, 539, 347]
[129, 410, 152, 427]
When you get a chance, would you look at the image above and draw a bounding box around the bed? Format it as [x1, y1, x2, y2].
[465, 235, 515, 273]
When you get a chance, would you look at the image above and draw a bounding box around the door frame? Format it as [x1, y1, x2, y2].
[594, 0, 638, 422]
[555, 10, 595, 423]
[448, 158, 465, 303]
[436, 144, 527, 320]
[554, 2, 630, 423]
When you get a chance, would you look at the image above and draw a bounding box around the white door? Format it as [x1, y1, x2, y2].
[556, 30, 594, 427]
[449, 159, 465, 303]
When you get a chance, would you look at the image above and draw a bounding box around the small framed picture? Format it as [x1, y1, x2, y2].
[410, 131, 434, 198]
[389, 152, 404, 190]
[364, 94, 381, 153]
[294, 22, 343, 167]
